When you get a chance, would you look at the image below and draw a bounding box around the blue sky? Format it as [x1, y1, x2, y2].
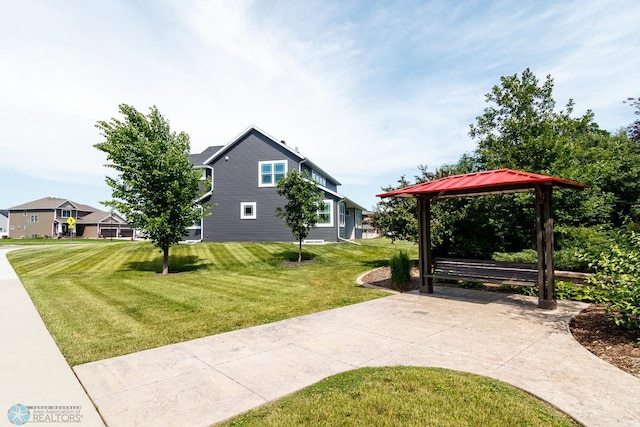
[1, 0, 638, 212]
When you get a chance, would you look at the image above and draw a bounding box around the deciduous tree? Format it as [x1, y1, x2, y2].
[625, 97, 640, 142]
[275, 170, 324, 262]
[95, 104, 205, 275]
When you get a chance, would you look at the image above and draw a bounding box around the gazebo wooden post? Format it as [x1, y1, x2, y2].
[543, 186, 556, 309]
[535, 186, 546, 304]
[535, 185, 556, 310]
[417, 195, 433, 293]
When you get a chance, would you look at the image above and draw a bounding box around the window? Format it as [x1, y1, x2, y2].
[355, 211, 362, 229]
[30, 215, 38, 223]
[188, 206, 203, 229]
[61, 210, 71, 218]
[339, 202, 346, 227]
[317, 200, 333, 227]
[199, 168, 214, 190]
[259, 161, 287, 187]
[311, 170, 326, 186]
[241, 202, 257, 220]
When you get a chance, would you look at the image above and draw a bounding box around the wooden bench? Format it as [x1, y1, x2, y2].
[426, 257, 590, 286]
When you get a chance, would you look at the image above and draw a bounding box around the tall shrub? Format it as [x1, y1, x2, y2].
[390, 250, 411, 291]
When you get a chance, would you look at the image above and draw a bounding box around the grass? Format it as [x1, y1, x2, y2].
[0, 238, 107, 246]
[8, 240, 580, 425]
[8, 239, 416, 366]
[218, 367, 580, 427]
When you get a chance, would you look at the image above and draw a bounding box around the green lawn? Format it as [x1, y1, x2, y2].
[8, 240, 416, 365]
[0, 238, 108, 246]
[8, 241, 579, 425]
[218, 367, 579, 427]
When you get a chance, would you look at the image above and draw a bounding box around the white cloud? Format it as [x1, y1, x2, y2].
[1, 0, 638, 211]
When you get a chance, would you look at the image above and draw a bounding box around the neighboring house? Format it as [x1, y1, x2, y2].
[0, 210, 8, 238]
[7, 197, 132, 239]
[186, 126, 366, 243]
[361, 211, 379, 239]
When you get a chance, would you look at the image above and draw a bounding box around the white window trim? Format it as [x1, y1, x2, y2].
[339, 202, 346, 227]
[356, 210, 363, 229]
[30, 215, 38, 223]
[61, 210, 71, 218]
[188, 206, 203, 229]
[240, 202, 257, 220]
[258, 160, 288, 187]
[317, 200, 334, 227]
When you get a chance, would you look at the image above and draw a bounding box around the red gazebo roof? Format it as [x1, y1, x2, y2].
[377, 169, 588, 200]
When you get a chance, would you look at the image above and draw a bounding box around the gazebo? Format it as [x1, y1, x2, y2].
[378, 169, 588, 309]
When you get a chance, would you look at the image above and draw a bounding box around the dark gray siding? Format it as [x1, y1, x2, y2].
[341, 207, 363, 240]
[200, 130, 340, 242]
[184, 228, 202, 240]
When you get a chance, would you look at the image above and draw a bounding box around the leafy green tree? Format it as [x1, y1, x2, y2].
[625, 97, 640, 142]
[371, 176, 418, 243]
[552, 130, 640, 226]
[372, 166, 456, 246]
[469, 67, 598, 173]
[95, 104, 205, 275]
[275, 170, 324, 262]
[379, 69, 640, 259]
[460, 68, 640, 255]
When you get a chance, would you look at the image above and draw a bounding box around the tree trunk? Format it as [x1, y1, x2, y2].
[162, 246, 170, 275]
[298, 238, 303, 263]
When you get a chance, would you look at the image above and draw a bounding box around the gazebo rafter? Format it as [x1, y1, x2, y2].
[378, 169, 588, 309]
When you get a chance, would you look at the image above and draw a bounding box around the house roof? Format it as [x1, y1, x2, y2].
[343, 197, 367, 211]
[0, 210, 8, 218]
[378, 169, 588, 200]
[74, 211, 128, 225]
[191, 126, 342, 186]
[9, 197, 98, 212]
[188, 145, 223, 166]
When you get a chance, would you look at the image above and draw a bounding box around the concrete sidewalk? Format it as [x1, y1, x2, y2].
[0, 247, 105, 426]
[74, 286, 640, 426]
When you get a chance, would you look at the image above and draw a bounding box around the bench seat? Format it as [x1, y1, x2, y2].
[425, 257, 590, 287]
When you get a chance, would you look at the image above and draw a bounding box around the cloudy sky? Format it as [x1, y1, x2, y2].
[1, 0, 638, 211]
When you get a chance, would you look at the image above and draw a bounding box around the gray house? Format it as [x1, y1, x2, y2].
[186, 126, 365, 243]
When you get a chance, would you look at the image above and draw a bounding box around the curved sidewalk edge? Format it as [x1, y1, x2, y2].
[75, 286, 640, 427]
[0, 248, 105, 427]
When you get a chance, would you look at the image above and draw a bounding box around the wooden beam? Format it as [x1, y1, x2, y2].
[535, 186, 545, 304]
[541, 186, 557, 309]
[417, 195, 433, 293]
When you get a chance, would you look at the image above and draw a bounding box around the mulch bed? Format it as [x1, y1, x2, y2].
[360, 266, 640, 378]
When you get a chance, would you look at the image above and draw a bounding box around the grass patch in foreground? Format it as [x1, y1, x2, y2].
[218, 367, 579, 427]
[8, 240, 412, 365]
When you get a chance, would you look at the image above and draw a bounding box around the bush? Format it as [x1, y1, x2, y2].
[511, 282, 609, 302]
[493, 226, 619, 272]
[390, 250, 411, 291]
[579, 229, 640, 337]
[493, 249, 537, 264]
